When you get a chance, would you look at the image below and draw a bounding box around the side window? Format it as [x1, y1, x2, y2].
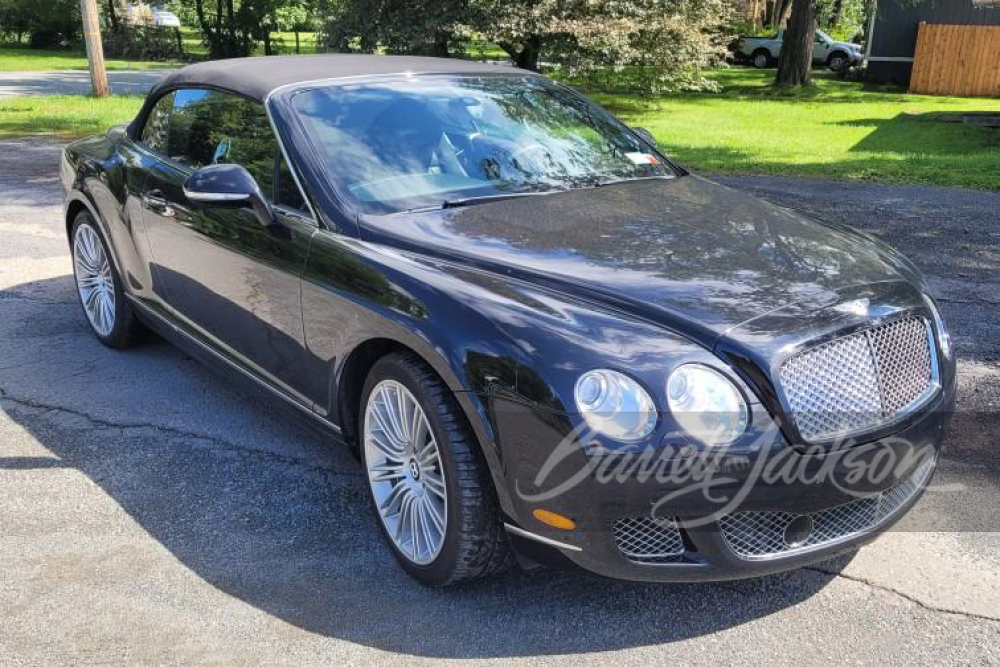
[168, 89, 277, 197]
[141, 88, 308, 213]
[139, 91, 174, 154]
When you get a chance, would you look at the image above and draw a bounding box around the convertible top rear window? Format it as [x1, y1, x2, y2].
[290, 75, 675, 214]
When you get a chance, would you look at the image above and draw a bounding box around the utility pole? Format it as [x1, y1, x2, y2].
[79, 0, 110, 97]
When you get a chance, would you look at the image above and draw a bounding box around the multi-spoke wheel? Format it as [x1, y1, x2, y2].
[70, 212, 144, 348]
[359, 353, 512, 585]
[364, 379, 448, 565]
[74, 222, 116, 337]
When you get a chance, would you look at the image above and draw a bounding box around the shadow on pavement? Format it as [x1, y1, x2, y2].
[0, 274, 848, 658]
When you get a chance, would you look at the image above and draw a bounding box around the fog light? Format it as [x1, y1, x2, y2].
[783, 515, 814, 547]
[533, 509, 576, 530]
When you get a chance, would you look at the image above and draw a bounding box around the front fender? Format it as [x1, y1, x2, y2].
[301, 233, 752, 521]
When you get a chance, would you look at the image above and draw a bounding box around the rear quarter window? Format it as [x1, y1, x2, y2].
[139, 92, 175, 154]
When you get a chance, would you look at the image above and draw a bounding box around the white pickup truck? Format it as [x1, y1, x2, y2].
[736, 29, 863, 72]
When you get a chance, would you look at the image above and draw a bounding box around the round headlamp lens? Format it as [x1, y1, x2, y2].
[666, 364, 748, 445]
[574, 370, 657, 442]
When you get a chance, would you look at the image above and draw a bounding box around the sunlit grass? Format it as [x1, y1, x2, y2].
[0, 43, 181, 71]
[0, 95, 144, 138]
[587, 69, 1000, 190]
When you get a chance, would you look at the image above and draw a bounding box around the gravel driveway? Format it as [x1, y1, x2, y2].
[1, 138, 997, 666]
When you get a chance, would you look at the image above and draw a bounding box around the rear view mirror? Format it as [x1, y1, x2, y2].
[184, 163, 275, 228]
[631, 126, 658, 148]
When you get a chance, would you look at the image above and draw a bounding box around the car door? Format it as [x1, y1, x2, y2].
[812, 34, 830, 63]
[137, 87, 317, 404]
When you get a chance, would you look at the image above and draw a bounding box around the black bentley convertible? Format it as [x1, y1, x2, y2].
[61, 55, 955, 585]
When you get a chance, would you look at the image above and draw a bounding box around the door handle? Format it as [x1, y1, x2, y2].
[142, 190, 175, 218]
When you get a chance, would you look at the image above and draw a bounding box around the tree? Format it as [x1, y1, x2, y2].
[321, 0, 734, 95]
[191, 0, 254, 57]
[774, 0, 816, 86]
[322, 0, 471, 57]
[478, 0, 735, 93]
[104, 0, 119, 32]
[474, 0, 552, 71]
[0, 0, 80, 46]
[275, 0, 317, 53]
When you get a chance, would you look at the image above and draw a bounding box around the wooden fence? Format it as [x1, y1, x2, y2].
[910, 22, 1000, 97]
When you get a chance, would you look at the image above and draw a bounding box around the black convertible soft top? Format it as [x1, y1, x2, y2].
[149, 54, 521, 101]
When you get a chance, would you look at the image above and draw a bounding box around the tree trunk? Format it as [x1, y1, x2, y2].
[515, 36, 541, 71]
[830, 0, 844, 26]
[431, 31, 451, 57]
[295, 30, 300, 53]
[175, 27, 183, 55]
[106, 0, 119, 31]
[775, 0, 815, 86]
[499, 36, 541, 71]
[769, 0, 793, 28]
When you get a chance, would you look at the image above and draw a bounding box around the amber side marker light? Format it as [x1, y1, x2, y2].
[532, 509, 576, 530]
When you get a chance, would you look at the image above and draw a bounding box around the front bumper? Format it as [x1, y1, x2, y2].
[495, 379, 954, 582]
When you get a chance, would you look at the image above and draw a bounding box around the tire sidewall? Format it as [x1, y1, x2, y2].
[752, 50, 770, 68]
[829, 53, 847, 71]
[71, 213, 130, 347]
[358, 355, 468, 585]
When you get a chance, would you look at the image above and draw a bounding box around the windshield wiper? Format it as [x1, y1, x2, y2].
[435, 176, 673, 210]
[441, 190, 559, 209]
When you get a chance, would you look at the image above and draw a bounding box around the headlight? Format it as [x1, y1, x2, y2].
[666, 364, 748, 445]
[923, 294, 952, 359]
[574, 369, 657, 442]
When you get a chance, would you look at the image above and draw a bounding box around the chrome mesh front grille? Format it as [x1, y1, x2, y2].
[614, 516, 684, 563]
[779, 316, 937, 442]
[718, 458, 935, 560]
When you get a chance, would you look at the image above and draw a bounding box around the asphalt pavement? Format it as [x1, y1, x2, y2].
[1, 138, 997, 665]
[0, 69, 173, 98]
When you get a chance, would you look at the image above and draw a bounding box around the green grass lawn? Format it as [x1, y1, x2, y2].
[0, 43, 182, 71]
[2, 68, 997, 190]
[0, 31, 319, 71]
[0, 95, 144, 138]
[590, 69, 1000, 190]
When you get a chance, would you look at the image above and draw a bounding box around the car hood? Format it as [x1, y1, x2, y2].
[359, 175, 918, 345]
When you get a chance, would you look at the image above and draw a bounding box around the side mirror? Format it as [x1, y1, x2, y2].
[631, 126, 658, 148]
[183, 163, 275, 228]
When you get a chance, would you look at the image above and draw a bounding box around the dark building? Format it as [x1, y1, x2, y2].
[866, 0, 1000, 85]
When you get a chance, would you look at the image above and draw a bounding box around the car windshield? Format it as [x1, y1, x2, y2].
[289, 74, 676, 213]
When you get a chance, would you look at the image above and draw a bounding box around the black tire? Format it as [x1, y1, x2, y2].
[359, 352, 512, 586]
[70, 211, 146, 349]
[751, 49, 772, 69]
[828, 51, 849, 72]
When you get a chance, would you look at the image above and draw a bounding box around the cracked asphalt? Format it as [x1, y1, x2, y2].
[1, 138, 998, 666]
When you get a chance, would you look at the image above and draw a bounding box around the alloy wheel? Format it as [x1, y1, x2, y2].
[73, 224, 116, 337]
[364, 379, 448, 565]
